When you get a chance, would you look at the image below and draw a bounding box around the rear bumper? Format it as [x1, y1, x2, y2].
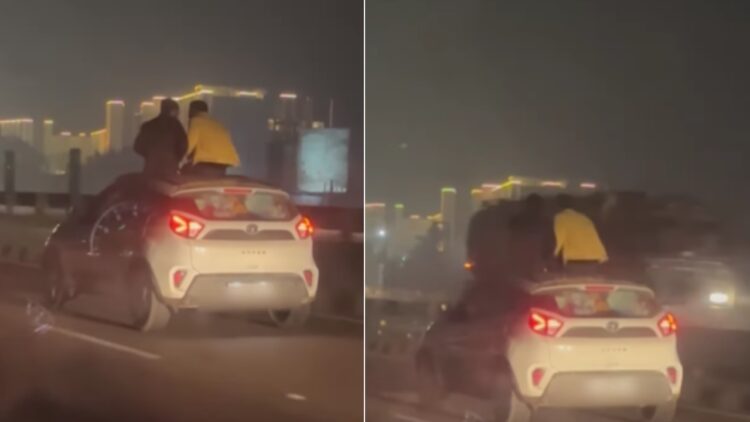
[530, 371, 676, 408]
[167, 273, 313, 311]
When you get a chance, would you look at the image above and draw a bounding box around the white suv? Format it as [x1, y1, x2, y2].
[42, 174, 319, 331]
[416, 278, 681, 422]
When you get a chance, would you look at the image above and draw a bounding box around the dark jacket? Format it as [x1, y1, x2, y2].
[508, 211, 555, 280]
[133, 115, 187, 179]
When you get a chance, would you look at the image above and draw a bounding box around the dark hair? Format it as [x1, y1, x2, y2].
[556, 193, 574, 209]
[189, 100, 209, 118]
[525, 193, 543, 209]
[160, 98, 179, 115]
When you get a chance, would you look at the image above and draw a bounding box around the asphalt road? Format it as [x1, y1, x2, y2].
[0, 265, 363, 422]
[366, 356, 750, 422]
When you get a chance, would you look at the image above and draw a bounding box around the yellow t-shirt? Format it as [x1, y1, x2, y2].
[187, 113, 240, 167]
[554, 209, 608, 263]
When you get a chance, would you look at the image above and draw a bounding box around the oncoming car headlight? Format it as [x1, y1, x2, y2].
[709, 291, 730, 306]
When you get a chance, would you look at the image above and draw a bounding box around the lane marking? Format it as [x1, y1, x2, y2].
[681, 405, 750, 421]
[285, 393, 307, 401]
[48, 326, 162, 361]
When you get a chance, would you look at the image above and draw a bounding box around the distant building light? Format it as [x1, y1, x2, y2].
[441, 187, 456, 193]
[60, 131, 71, 136]
[106, 100, 124, 106]
[199, 89, 214, 95]
[43, 119, 54, 125]
[394, 203, 404, 209]
[141, 101, 154, 107]
[580, 182, 597, 189]
[377, 229, 387, 238]
[0, 118, 33, 124]
[311, 121, 325, 129]
[409, 214, 421, 220]
[78, 132, 86, 137]
[279, 92, 297, 100]
[471, 188, 483, 194]
[236, 90, 262, 98]
[541, 181, 566, 188]
[366, 203, 386, 208]
[152, 95, 167, 100]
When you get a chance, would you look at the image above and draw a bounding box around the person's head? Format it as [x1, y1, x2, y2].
[556, 193, 574, 210]
[189, 100, 209, 119]
[523, 193, 544, 215]
[160, 99, 179, 118]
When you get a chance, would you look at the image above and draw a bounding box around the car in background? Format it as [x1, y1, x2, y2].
[646, 253, 739, 311]
[416, 278, 681, 422]
[42, 173, 318, 331]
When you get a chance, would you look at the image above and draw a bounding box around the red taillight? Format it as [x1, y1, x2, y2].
[296, 216, 314, 239]
[172, 269, 187, 288]
[658, 313, 678, 336]
[529, 311, 564, 337]
[531, 368, 546, 387]
[303, 270, 314, 287]
[666, 367, 678, 385]
[169, 213, 204, 239]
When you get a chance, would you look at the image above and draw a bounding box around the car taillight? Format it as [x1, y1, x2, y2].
[169, 213, 204, 239]
[531, 368, 545, 387]
[666, 367, 678, 385]
[296, 216, 314, 239]
[172, 269, 187, 288]
[303, 269, 314, 287]
[658, 312, 678, 336]
[529, 311, 564, 337]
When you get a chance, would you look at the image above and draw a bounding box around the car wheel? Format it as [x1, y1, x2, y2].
[128, 266, 170, 332]
[268, 303, 311, 328]
[42, 258, 67, 310]
[640, 401, 676, 422]
[493, 377, 533, 422]
[415, 354, 446, 407]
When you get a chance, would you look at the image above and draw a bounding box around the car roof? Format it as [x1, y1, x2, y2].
[525, 277, 654, 295]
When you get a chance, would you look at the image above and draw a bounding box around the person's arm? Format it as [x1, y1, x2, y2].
[133, 124, 147, 157]
[174, 122, 188, 160]
[553, 215, 565, 257]
[186, 120, 200, 157]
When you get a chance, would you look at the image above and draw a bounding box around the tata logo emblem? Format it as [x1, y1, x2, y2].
[246, 224, 259, 234]
[606, 321, 620, 332]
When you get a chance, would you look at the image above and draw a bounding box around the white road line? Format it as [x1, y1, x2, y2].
[681, 405, 750, 421]
[49, 326, 162, 361]
[315, 313, 362, 324]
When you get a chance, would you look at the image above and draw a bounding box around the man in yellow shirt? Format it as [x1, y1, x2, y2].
[553, 194, 608, 274]
[183, 100, 240, 177]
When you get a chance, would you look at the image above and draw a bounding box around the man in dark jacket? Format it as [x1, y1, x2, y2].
[133, 99, 187, 179]
[508, 194, 555, 280]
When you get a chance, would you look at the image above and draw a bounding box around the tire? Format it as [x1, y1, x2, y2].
[268, 303, 311, 328]
[128, 266, 170, 332]
[493, 374, 533, 422]
[42, 258, 67, 310]
[640, 401, 677, 422]
[415, 354, 447, 407]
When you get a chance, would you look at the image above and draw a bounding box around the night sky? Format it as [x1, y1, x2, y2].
[0, 0, 362, 132]
[367, 0, 750, 215]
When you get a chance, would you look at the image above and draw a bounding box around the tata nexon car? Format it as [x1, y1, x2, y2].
[416, 278, 681, 422]
[42, 174, 318, 331]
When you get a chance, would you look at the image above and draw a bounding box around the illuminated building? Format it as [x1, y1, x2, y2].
[0, 118, 34, 145]
[440, 187, 457, 249]
[366, 203, 388, 254]
[472, 176, 602, 204]
[43, 126, 97, 174]
[90, 129, 109, 155]
[139, 101, 158, 123]
[105, 100, 125, 152]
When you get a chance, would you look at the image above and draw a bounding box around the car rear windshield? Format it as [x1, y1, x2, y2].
[178, 189, 297, 221]
[531, 287, 660, 318]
